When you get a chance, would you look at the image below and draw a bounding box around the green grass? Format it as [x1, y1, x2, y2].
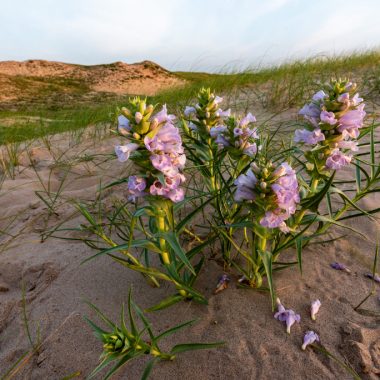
[1, 50, 379, 144]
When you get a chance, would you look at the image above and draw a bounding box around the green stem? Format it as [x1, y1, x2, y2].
[157, 214, 170, 265]
[310, 178, 319, 192]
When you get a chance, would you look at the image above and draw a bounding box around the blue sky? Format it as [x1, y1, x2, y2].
[1, 0, 379, 72]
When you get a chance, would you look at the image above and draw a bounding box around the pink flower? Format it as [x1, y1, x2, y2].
[320, 111, 337, 125]
[144, 123, 183, 155]
[260, 209, 290, 233]
[325, 149, 352, 170]
[154, 104, 176, 124]
[310, 299, 321, 321]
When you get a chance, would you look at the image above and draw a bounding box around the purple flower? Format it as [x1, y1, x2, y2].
[274, 298, 301, 334]
[310, 299, 321, 321]
[302, 331, 320, 350]
[330, 262, 351, 273]
[337, 104, 366, 138]
[294, 128, 325, 145]
[215, 108, 231, 118]
[239, 112, 256, 127]
[325, 148, 352, 170]
[351, 93, 363, 106]
[154, 104, 176, 124]
[260, 210, 289, 233]
[167, 187, 185, 202]
[214, 274, 231, 294]
[337, 92, 350, 104]
[214, 95, 223, 104]
[184, 106, 196, 117]
[118, 115, 131, 134]
[242, 142, 258, 157]
[151, 154, 178, 176]
[149, 174, 186, 203]
[215, 134, 230, 148]
[127, 176, 146, 201]
[312, 90, 327, 101]
[337, 140, 358, 152]
[144, 123, 183, 154]
[320, 111, 337, 125]
[234, 169, 257, 201]
[210, 125, 227, 138]
[364, 273, 380, 283]
[115, 143, 139, 162]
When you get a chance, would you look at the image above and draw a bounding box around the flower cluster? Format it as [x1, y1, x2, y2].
[295, 79, 366, 171]
[115, 98, 186, 202]
[234, 161, 300, 233]
[209, 113, 260, 158]
[183, 87, 231, 139]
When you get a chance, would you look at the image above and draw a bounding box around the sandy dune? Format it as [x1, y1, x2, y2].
[0, 59, 184, 104]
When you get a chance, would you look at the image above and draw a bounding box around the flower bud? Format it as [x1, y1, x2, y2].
[121, 107, 132, 118]
[146, 104, 154, 114]
[205, 112, 210, 118]
[262, 168, 269, 178]
[260, 181, 267, 190]
[135, 112, 143, 124]
[133, 132, 141, 139]
[150, 118, 159, 130]
[251, 162, 260, 174]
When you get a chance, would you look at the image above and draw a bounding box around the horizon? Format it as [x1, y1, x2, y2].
[1, 0, 379, 73]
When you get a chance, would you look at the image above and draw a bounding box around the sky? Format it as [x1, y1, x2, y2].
[1, 0, 379, 72]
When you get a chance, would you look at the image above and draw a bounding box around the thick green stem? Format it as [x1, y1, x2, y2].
[310, 178, 319, 192]
[157, 214, 170, 265]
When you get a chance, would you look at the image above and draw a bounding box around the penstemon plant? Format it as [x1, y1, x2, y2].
[85, 290, 223, 380]
[182, 88, 262, 263]
[76, 97, 211, 310]
[67, 77, 380, 378]
[73, 79, 379, 311]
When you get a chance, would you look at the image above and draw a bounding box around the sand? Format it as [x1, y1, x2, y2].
[0, 116, 379, 379]
[0, 59, 184, 103]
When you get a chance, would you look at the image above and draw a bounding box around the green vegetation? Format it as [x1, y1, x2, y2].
[1, 50, 379, 144]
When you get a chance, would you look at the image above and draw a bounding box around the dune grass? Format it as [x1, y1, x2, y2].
[0, 50, 379, 144]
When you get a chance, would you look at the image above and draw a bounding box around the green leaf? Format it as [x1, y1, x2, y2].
[161, 232, 195, 275]
[145, 295, 184, 312]
[170, 342, 224, 355]
[128, 289, 138, 335]
[141, 358, 159, 380]
[295, 238, 303, 275]
[300, 173, 335, 211]
[258, 250, 275, 311]
[175, 195, 216, 233]
[155, 320, 197, 342]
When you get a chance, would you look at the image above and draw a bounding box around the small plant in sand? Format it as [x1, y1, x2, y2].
[85, 290, 223, 380]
